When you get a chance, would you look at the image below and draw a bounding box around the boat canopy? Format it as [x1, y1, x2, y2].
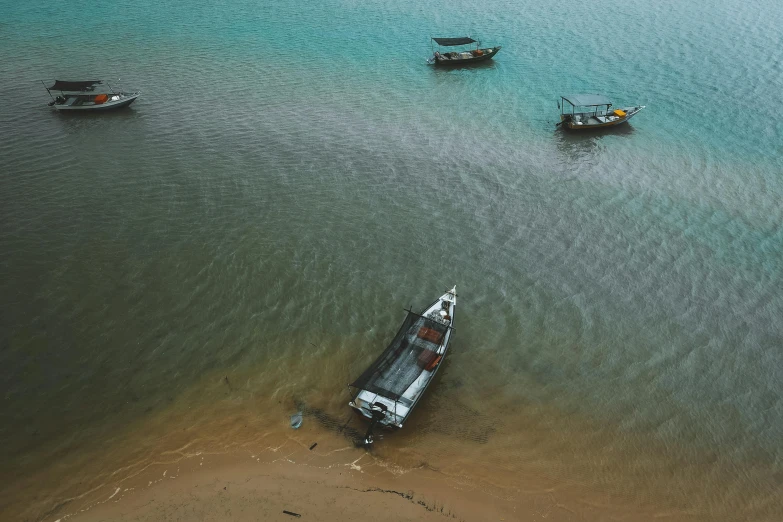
[48, 80, 102, 91]
[561, 94, 612, 107]
[432, 37, 476, 46]
[350, 311, 450, 401]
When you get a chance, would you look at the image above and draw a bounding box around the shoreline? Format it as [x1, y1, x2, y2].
[4, 374, 780, 522]
[57, 448, 509, 522]
[35, 423, 699, 522]
[48, 439, 652, 522]
[4, 363, 781, 522]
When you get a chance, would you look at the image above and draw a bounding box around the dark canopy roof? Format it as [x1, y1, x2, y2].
[561, 94, 612, 107]
[49, 80, 102, 91]
[432, 37, 476, 46]
[350, 311, 450, 401]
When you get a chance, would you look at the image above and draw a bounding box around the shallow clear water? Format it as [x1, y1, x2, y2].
[1, 0, 782, 520]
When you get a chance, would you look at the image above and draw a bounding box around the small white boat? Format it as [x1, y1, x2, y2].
[558, 94, 644, 130]
[349, 286, 456, 444]
[42, 80, 140, 111]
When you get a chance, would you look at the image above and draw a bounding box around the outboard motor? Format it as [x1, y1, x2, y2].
[363, 402, 388, 445]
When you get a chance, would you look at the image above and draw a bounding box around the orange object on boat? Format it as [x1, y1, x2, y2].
[417, 349, 439, 368]
[94, 94, 108, 104]
[417, 327, 443, 344]
[424, 355, 442, 371]
[613, 109, 626, 117]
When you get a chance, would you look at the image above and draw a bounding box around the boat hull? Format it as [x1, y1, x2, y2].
[350, 407, 400, 430]
[432, 46, 501, 66]
[53, 93, 140, 111]
[349, 287, 457, 432]
[562, 106, 645, 130]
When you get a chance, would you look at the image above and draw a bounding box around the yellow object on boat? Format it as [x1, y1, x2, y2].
[614, 109, 626, 117]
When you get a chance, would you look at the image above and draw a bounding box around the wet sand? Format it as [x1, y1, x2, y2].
[63, 452, 507, 522]
[5, 360, 779, 522]
[3, 363, 767, 522]
[47, 431, 692, 522]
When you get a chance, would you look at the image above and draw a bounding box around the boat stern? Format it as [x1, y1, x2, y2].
[349, 394, 404, 429]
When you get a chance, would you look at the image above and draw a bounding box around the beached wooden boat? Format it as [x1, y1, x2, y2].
[42, 80, 140, 111]
[427, 37, 501, 66]
[349, 287, 456, 444]
[558, 94, 644, 130]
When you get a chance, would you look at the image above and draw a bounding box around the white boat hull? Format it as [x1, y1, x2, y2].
[349, 286, 457, 432]
[52, 93, 140, 111]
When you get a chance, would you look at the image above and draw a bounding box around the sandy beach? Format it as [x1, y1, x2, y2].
[2, 365, 746, 522]
[42, 422, 690, 522]
[63, 452, 509, 522]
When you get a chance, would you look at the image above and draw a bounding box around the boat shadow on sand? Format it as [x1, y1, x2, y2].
[293, 398, 369, 448]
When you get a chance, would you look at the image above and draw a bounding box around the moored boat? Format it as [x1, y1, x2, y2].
[349, 286, 456, 444]
[428, 37, 501, 65]
[42, 80, 140, 111]
[558, 94, 644, 130]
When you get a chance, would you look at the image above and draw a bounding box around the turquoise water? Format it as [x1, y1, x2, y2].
[1, 0, 782, 520]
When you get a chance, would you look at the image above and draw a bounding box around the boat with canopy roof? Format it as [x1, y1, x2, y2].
[349, 286, 456, 444]
[427, 37, 501, 65]
[557, 94, 644, 130]
[42, 80, 140, 111]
